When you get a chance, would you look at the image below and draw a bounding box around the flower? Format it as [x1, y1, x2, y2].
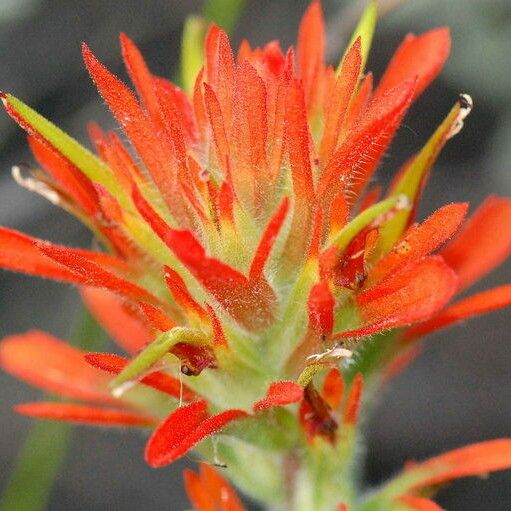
[1, 1, 511, 509]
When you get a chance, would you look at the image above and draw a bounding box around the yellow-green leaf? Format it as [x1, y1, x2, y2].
[111, 327, 208, 396]
[339, 0, 377, 73]
[377, 95, 472, 254]
[328, 194, 408, 253]
[181, 15, 207, 94]
[2, 94, 124, 201]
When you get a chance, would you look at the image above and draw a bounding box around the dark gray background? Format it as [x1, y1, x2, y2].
[1, 1, 511, 509]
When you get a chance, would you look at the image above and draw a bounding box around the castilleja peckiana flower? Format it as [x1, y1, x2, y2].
[2, 1, 511, 510]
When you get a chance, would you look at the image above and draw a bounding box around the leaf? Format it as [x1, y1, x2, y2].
[253, 381, 304, 412]
[85, 352, 198, 402]
[1, 94, 121, 199]
[15, 402, 156, 427]
[379, 97, 471, 252]
[203, 0, 246, 34]
[110, 327, 207, 395]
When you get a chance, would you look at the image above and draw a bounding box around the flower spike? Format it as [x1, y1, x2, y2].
[2, 3, 511, 510]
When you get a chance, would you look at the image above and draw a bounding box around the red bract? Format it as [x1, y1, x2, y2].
[1, 1, 511, 509]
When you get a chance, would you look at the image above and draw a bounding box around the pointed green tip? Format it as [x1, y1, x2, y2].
[338, 0, 378, 73]
[181, 15, 207, 94]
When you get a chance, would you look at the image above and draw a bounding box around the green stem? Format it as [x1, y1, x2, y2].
[203, 0, 246, 33]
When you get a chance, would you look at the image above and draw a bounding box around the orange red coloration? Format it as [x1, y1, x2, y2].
[185, 463, 246, 511]
[1, 1, 511, 509]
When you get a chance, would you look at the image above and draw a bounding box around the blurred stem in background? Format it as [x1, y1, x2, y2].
[0, 310, 107, 511]
[203, 0, 246, 35]
[0, 1, 246, 509]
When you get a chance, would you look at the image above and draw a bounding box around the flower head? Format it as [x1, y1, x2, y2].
[2, 1, 511, 510]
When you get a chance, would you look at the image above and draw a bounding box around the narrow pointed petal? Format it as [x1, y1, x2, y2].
[343, 373, 363, 425]
[249, 197, 290, 280]
[184, 469, 218, 511]
[164, 266, 207, 319]
[204, 83, 232, 183]
[284, 79, 315, 266]
[199, 463, 246, 511]
[318, 80, 415, 202]
[441, 196, 511, 291]
[320, 37, 361, 163]
[0, 331, 114, 404]
[297, 0, 325, 110]
[145, 401, 247, 467]
[285, 79, 314, 202]
[405, 285, 511, 341]
[337, 257, 457, 338]
[85, 352, 198, 402]
[37, 241, 160, 306]
[205, 304, 228, 348]
[0, 227, 85, 283]
[375, 28, 450, 101]
[409, 439, 511, 490]
[322, 368, 344, 410]
[82, 44, 182, 216]
[231, 61, 268, 207]
[15, 402, 156, 427]
[28, 135, 100, 216]
[184, 464, 246, 511]
[308, 281, 335, 337]
[139, 302, 176, 332]
[120, 33, 163, 130]
[80, 287, 152, 354]
[253, 381, 304, 412]
[369, 203, 468, 286]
